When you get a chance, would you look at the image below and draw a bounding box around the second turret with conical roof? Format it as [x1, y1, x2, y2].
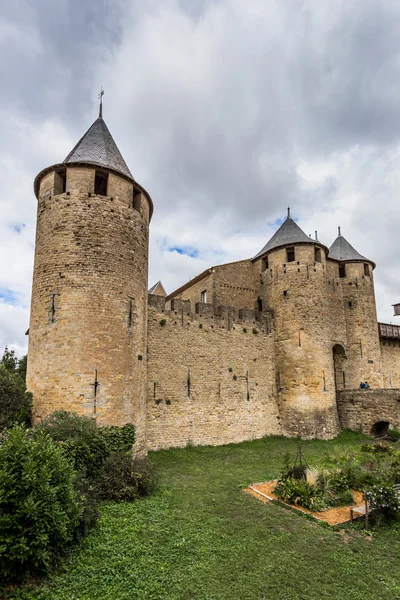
[253, 210, 340, 439]
[27, 104, 153, 455]
[328, 228, 382, 389]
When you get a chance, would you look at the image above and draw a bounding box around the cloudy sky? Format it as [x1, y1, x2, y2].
[1, 0, 400, 356]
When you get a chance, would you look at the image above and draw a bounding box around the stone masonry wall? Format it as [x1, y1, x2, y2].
[170, 260, 256, 312]
[339, 262, 382, 389]
[381, 341, 400, 388]
[146, 301, 280, 450]
[262, 244, 341, 439]
[27, 166, 151, 454]
[336, 389, 400, 434]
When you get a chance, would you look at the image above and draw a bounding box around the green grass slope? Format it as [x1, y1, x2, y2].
[7, 432, 400, 600]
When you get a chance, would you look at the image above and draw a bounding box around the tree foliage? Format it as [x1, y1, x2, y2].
[0, 426, 82, 581]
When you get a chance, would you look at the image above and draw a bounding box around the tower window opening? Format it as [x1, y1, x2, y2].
[257, 297, 263, 312]
[200, 290, 207, 303]
[283, 290, 288, 297]
[339, 263, 346, 278]
[94, 171, 108, 196]
[364, 263, 370, 276]
[261, 257, 268, 271]
[132, 190, 141, 212]
[286, 247, 295, 262]
[54, 169, 66, 195]
[314, 247, 322, 263]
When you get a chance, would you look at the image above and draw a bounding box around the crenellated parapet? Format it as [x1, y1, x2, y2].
[148, 294, 274, 334]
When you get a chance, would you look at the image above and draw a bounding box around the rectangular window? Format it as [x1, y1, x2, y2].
[286, 247, 295, 262]
[200, 290, 207, 303]
[132, 190, 141, 212]
[314, 247, 322, 263]
[364, 263, 370, 276]
[257, 297, 263, 311]
[94, 171, 108, 196]
[261, 257, 268, 271]
[339, 263, 346, 278]
[54, 170, 66, 195]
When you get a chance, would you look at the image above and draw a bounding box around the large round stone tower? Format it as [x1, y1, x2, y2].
[329, 229, 382, 389]
[254, 211, 341, 439]
[27, 105, 153, 453]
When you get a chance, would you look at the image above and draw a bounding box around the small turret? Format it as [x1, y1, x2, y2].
[254, 212, 340, 439]
[328, 228, 382, 390]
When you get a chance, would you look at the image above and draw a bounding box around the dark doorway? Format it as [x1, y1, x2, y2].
[371, 421, 390, 437]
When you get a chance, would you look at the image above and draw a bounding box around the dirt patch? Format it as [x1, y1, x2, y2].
[245, 480, 364, 526]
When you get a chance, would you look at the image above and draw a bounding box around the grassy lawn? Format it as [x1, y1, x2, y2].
[7, 432, 400, 600]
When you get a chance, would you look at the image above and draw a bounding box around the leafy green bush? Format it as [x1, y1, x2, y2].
[0, 426, 82, 581]
[365, 483, 400, 520]
[388, 428, 400, 442]
[99, 452, 156, 502]
[99, 423, 135, 453]
[274, 477, 327, 511]
[0, 365, 32, 430]
[35, 411, 109, 477]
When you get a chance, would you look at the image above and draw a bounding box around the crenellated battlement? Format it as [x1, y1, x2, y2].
[148, 294, 273, 334]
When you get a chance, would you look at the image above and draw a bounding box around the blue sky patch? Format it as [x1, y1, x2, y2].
[10, 223, 26, 234]
[0, 289, 18, 304]
[169, 246, 199, 258]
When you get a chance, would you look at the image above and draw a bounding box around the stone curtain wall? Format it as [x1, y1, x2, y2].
[336, 389, 400, 434]
[381, 341, 400, 388]
[146, 300, 280, 450]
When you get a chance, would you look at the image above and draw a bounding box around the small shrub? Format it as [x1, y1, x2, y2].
[159, 319, 167, 326]
[99, 452, 156, 502]
[274, 477, 326, 512]
[365, 483, 400, 520]
[252, 328, 259, 335]
[199, 323, 203, 329]
[0, 426, 82, 581]
[388, 428, 400, 441]
[73, 473, 101, 542]
[35, 411, 109, 477]
[0, 365, 32, 430]
[99, 423, 135, 454]
[243, 328, 247, 333]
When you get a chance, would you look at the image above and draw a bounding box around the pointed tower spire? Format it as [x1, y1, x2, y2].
[63, 115, 133, 180]
[329, 232, 374, 266]
[253, 212, 327, 259]
[98, 87, 104, 119]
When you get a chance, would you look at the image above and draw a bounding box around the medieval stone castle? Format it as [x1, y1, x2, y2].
[26, 110, 400, 454]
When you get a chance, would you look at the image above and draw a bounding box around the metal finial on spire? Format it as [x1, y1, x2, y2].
[98, 87, 104, 118]
[315, 231, 318, 240]
[338, 226, 341, 236]
[287, 206, 291, 219]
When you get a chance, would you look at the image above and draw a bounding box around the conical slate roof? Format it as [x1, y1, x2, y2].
[253, 216, 318, 260]
[64, 117, 133, 180]
[328, 234, 370, 263]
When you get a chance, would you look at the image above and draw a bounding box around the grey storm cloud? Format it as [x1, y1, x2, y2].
[0, 0, 400, 355]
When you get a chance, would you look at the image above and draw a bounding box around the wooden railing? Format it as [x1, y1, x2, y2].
[378, 323, 400, 339]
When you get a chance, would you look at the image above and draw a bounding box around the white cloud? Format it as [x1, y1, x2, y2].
[1, 0, 400, 357]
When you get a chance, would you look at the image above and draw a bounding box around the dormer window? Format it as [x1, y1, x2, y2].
[94, 171, 108, 196]
[286, 247, 295, 262]
[54, 169, 66, 195]
[314, 247, 322, 263]
[132, 190, 141, 212]
[339, 263, 346, 278]
[200, 290, 207, 303]
[261, 257, 268, 271]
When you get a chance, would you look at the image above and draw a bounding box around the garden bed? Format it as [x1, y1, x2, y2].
[245, 480, 364, 525]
